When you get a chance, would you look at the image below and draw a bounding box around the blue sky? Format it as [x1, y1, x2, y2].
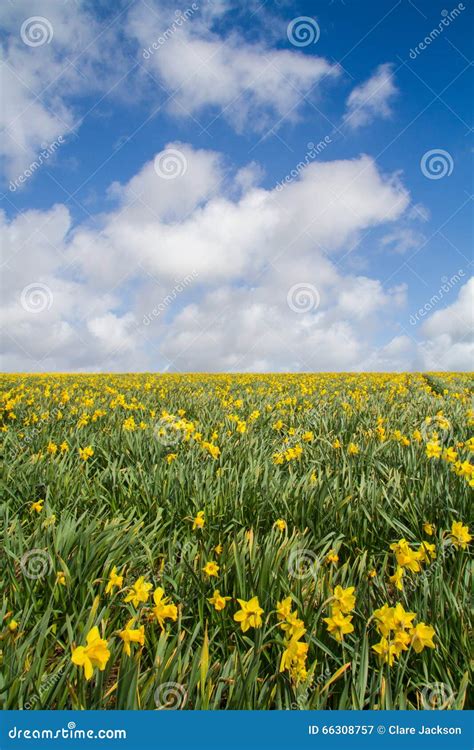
[1, 0, 472, 372]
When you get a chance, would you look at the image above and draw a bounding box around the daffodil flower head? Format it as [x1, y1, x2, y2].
[71, 626, 110, 680]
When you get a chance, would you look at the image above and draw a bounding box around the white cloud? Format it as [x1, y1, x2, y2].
[0, 0, 126, 181]
[1, 143, 426, 372]
[418, 278, 474, 370]
[87, 313, 137, 354]
[344, 63, 398, 130]
[129, 1, 340, 132]
[381, 228, 425, 254]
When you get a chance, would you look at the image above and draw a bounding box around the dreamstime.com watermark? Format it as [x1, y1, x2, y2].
[142, 5, 199, 58]
[154, 681, 188, 709]
[24, 668, 65, 710]
[403, 541, 457, 595]
[143, 271, 198, 326]
[287, 667, 332, 709]
[421, 681, 456, 710]
[288, 548, 321, 580]
[20, 16, 53, 47]
[420, 149, 454, 179]
[409, 269, 465, 326]
[20, 282, 54, 313]
[8, 723, 126, 741]
[276, 137, 332, 191]
[20, 548, 53, 579]
[408, 4, 466, 59]
[287, 16, 320, 47]
[287, 283, 321, 314]
[9, 137, 65, 191]
[154, 148, 188, 179]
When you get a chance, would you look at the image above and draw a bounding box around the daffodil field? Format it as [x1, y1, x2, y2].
[1, 372, 472, 711]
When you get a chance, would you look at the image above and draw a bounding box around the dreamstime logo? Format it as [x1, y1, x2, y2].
[287, 283, 320, 314]
[287, 667, 331, 709]
[409, 4, 466, 59]
[409, 270, 464, 326]
[287, 16, 320, 47]
[20, 283, 53, 314]
[154, 681, 187, 709]
[420, 149, 454, 180]
[404, 542, 456, 594]
[421, 682, 456, 710]
[142, 4, 199, 58]
[154, 149, 187, 179]
[9, 136, 65, 192]
[161, 540, 195, 577]
[275, 137, 332, 191]
[288, 548, 319, 581]
[20, 549, 52, 579]
[24, 667, 65, 709]
[21, 16, 54, 47]
[420, 414, 452, 445]
[153, 417, 184, 447]
[143, 271, 198, 326]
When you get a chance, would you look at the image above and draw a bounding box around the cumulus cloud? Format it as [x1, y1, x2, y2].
[1, 142, 431, 372]
[129, 1, 340, 132]
[344, 63, 398, 130]
[0, 0, 126, 180]
[418, 278, 474, 370]
[0, 0, 341, 189]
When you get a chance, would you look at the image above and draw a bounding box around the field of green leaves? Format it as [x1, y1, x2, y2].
[1, 372, 472, 710]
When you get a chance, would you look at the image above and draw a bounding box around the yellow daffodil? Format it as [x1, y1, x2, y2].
[105, 566, 124, 594]
[56, 571, 66, 586]
[393, 629, 411, 655]
[118, 619, 145, 656]
[417, 541, 436, 563]
[71, 626, 110, 680]
[279, 610, 306, 638]
[192, 511, 205, 530]
[323, 611, 354, 642]
[390, 538, 421, 572]
[152, 587, 178, 629]
[449, 521, 471, 549]
[30, 500, 44, 513]
[332, 585, 356, 614]
[410, 622, 436, 653]
[208, 590, 231, 611]
[389, 566, 404, 591]
[325, 549, 339, 565]
[274, 518, 287, 532]
[391, 603, 416, 631]
[276, 597, 293, 621]
[442, 446, 457, 463]
[78, 446, 94, 461]
[202, 561, 219, 577]
[234, 596, 263, 632]
[425, 441, 441, 459]
[372, 637, 397, 666]
[279, 634, 309, 676]
[124, 576, 153, 607]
